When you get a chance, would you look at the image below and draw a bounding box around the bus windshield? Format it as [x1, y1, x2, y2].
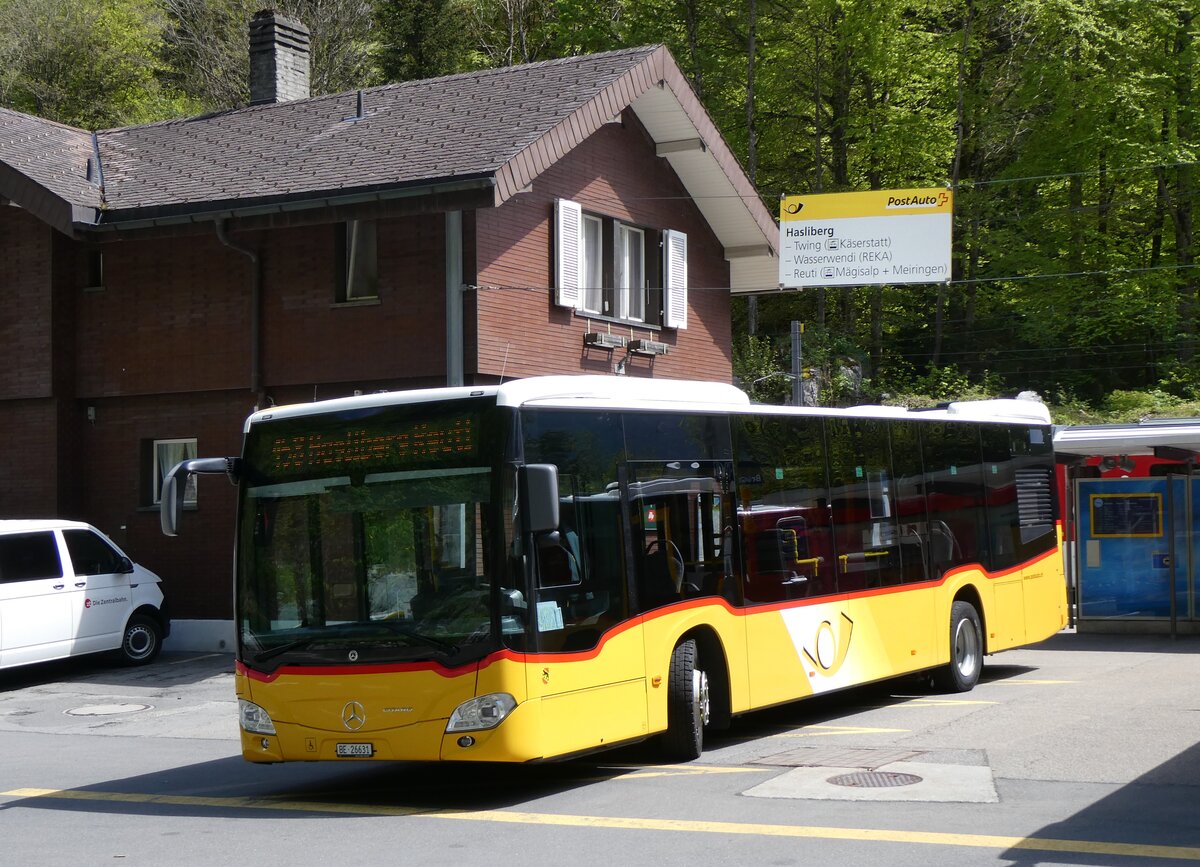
[235, 397, 515, 670]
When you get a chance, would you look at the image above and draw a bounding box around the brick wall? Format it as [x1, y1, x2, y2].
[0, 208, 53, 399]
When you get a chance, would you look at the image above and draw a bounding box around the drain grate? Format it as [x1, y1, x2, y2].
[827, 771, 923, 788]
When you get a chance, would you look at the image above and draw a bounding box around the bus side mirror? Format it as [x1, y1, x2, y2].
[160, 457, 240, 536]
[521, 464, 560, 534]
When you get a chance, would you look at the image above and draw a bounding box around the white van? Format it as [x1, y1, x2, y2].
[0, 519, 169, 670]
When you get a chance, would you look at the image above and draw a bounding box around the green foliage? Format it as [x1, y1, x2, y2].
[374, 0, 471, 80]
[732, 334, 791, 404]
[0, 0, 190, 127]
[0, 0, 1195, 421]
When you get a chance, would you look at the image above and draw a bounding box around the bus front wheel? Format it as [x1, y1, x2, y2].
[663, 639, 709, 761]
[934, 601, 982, 692]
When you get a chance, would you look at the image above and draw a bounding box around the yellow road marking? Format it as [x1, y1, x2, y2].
[5, 787, 1199, 861]
[775, 725, 910, 737]
[605, 764, 770, 779]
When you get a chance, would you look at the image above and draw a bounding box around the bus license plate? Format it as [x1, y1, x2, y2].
[336, 743, 374, 758]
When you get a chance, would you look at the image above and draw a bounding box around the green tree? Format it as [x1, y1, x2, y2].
[0, 0, 189, 127]
[159, 0, 375, 110]
[374, 0, 472, 80]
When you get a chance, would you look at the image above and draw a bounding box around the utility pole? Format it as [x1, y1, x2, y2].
[791, 320, 803, 406]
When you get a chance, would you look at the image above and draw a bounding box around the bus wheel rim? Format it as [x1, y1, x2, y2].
[694, 669, 710, 726]
[953, 618, 979, 677]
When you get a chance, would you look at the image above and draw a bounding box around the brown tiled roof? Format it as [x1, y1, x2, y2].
[0, 45, 777, 281]
[0, 108, 103, 230]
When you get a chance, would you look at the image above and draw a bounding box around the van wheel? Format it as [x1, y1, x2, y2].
[120, 614, 162, 665]
[662, 639, 708, 761]
[933, 601, 982, 692]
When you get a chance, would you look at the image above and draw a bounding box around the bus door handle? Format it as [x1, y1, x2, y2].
[75, 581, 87, 588]
[53, 584, 65, 590]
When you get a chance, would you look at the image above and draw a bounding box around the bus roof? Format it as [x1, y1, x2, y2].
[244, 377, 1050, 428]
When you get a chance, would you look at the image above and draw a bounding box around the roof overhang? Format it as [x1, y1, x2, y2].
[80, 175, 497, 236]
[491, 46, 779, 294]
[1054, 421, 1200, 458]
[629, 84, 778, 294]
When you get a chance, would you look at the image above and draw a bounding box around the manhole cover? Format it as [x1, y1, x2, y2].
[827, 771, 922, 788]
[64, 703, 151, 717]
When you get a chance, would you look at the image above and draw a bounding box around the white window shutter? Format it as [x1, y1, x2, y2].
[663, 229, 688, 329]
[554, 199, 582, 308]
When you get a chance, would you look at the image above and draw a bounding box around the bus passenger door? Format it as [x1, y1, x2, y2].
[525, 477, 648, 758]
[627, 460, 746, 728]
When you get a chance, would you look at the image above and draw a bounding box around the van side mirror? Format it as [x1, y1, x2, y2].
[520, 464, 560, 534]
[160, 457, 240, 536]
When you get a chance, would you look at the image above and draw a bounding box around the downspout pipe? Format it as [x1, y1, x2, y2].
[215, 219, 263, 406]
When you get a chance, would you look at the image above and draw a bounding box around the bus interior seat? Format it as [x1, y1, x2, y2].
[640, 548, 680, 609]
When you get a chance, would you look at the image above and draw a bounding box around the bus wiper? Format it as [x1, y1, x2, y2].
[369, 621, 460, 654]
[254, 637, 318, 664]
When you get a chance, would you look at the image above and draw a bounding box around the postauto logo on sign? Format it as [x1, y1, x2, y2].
[85, 596, 129, 609]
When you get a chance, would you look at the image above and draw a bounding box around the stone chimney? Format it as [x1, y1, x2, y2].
[248, 10, 310, 105]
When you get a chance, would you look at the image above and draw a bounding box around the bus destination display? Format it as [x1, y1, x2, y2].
[268, 416, 477, 474]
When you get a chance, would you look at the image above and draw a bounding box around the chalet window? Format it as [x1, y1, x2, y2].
[554, 198, 687, 329]
[150, 438, 197, 506]
[579, 214, 604, 315]
[615, 223, 645, 321]
[335, 220, 378, 302]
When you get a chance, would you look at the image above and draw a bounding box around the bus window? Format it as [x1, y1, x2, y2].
[733, 415, 833, 602]
[826, 418, 903, 591]
[921, 421, 987, 576]
[623, 411, 732, 462]
[891, 420, 932, 583]
[521, 409, 627, 653]
[628, 460, 737, 611]
[981, 425, 1021, 572]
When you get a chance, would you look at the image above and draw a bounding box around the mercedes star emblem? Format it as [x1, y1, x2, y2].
[341, 700, 366, 731]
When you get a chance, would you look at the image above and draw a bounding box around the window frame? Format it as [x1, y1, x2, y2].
[152, 438, 198, 506]
[553, 198, 685, 330]
[335, 219, 379, 303]
[614, 223, 646, 322]
[579, 214, 605, 316]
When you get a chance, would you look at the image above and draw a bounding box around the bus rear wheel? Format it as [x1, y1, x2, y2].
[934, 601, 982, 692]
[663, 639, 709, 761]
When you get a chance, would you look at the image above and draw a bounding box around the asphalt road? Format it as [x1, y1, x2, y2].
[1, 629, 1198, 866]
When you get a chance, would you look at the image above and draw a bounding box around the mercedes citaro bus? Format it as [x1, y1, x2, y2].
[162, 376, 1066, 764]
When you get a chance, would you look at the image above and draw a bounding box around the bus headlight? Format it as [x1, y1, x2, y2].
[239, 699, 277, 735]
[446, 693, 517, 732]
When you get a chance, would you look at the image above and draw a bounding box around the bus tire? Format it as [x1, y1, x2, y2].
[934, 601, 982, 692]
[119, 614, 162, 665]
[663, 639, 708, 761]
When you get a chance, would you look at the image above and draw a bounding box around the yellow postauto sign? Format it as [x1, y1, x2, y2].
[779, 188, 953, 288]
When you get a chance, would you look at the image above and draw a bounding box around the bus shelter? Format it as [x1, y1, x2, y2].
[1054, 419, 1200, 635]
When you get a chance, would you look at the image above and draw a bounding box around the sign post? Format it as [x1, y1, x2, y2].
[779, 188, 953, 289]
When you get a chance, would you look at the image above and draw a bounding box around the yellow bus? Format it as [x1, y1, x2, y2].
[162, 375, 1066, 764]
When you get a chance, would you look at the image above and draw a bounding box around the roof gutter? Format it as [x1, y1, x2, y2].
[80, 175, 497, 234]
